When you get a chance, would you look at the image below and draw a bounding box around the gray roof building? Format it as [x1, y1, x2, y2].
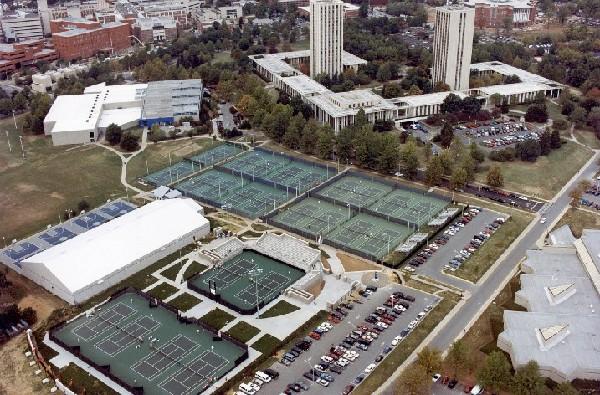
[498, 229, 600, 383]
[141, 79, 203, 126]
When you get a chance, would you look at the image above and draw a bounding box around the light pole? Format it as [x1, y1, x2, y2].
[5, 130, 12, 152]
[249, 266, 263, 314]
[2, 236, 6, 248]
[18, 136, 24, 159]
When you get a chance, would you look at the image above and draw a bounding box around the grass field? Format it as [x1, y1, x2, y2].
[0, 127, 123, 241]
[182, 261, 208, 280]
[167, 292, 201, 312]
[126, 138, 215, 184]
[200, 308, 235, 330]
[161, 261, 185, 281]
[476, 142, 593, 200]
[258, 300, 300, 318]
[225, 321, 260, 343]
[252, 334, 281, 355]
[353, 292, 461, 395]
[573, 129, 600, 150]
[146, 282, 179, 300]
[553, 207, 600, 238]
[449, 212, 531, 283]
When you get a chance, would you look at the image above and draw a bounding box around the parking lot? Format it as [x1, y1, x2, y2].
[454, 121, 540, 151]
[409, 208, 501, 290]
[262, 284, 438, 395]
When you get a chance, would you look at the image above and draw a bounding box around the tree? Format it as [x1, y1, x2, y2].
[462, 96, 482, 117]
[516, 140, 541, 162]
[550, 129, 561, 149]
[416, 347, 442, 375]
[105, 123, 123, 145]
[316, 126, 335, 159]
[149, 124, 165, 143]
[77, 200, 90, 212]
[525, 104, 548, 123]
[378, 134, 400, 174]
[445, 340, 471, 378]
[476, 351, 513, 393]
[396, 364, 431, 395]
[539, 129, 552, 155]
[300, 119, 319, 154]
[489, 93, 503, 107]
[282, 114, 304, 149]
[512, 361, 545, 395]
[120, 132, 139, 152]
[486, 165, 504, 187]
[450, 166, 468, 190]
[469, 142, 485, 163]
[425, 156, 444, 186]
[20, 307, 37, 325]
[440, 94, 463, 114]
[568, 106, 586, 126]
[439, 123, 454, 148]
[399, 139, 419, 179]
[336, 127, 354, 162]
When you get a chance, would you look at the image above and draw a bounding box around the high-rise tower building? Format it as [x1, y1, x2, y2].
[310, 0, 344, 78]
[432, 2, 474, 91]
[37, 0, 51, 35]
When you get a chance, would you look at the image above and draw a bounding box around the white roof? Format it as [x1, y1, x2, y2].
[278, 74, 330, 96]
[97, 108, 142, 129]
[45, 94, 99, 133]
[471, 62, 562, 86]
[464, 0, 534, 9]
[308, 89, 397, 117]
[23, 199, 208, 293]
[393, 91, 467, 107]
[478, 82, 554, 96]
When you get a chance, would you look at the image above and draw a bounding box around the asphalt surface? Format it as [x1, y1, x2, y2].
[262, 285, 439, 395]
[414, 209, 500, 291]
[431, 381, 468, 395]
[218, 103, 236, 131]
[379, 151, 600, 395]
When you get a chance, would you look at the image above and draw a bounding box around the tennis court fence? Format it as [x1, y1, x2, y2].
[185, 142, 247, 167]
[213, 164, 300, 195]
[177, 188, 252, 219]
[254, 147, 339, 174]
[321, 236, 381, 263]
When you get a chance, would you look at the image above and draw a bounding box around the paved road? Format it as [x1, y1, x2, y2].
[218, 103, 235, 131]
[378, 151, 600, 395]
[414, 209, 500, 291]
[263, 285, 438, 395]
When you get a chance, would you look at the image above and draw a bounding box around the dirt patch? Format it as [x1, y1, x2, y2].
[337, 252, 379, 272]
[0, 335, 51, 395]
[307, 279, 325, 298]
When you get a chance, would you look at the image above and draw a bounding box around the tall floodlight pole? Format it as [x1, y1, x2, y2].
[249, 267, 263, 314]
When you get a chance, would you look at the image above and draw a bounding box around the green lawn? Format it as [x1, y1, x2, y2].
[59, 363, 117, 395]
[353, 292, 461, 395]
[161, 261, 185, 281]
[126, 138, 215, 184]
[200, 308, 235, 330]
[211, 51, 233, 63]
[182, 261, 207, 281]
[573, 129, 600, 150]
[167, 292, 201, 312]
[552, 207, 600, 238]
[0, 125, 123, 241]
[146, 282, 179, 300]
[259, 300, 300, 318]
[225, 321, 260, 343]
[476, 142, 593, 200]
[448, 213, 531, 282]
[252, 334, 281, 355]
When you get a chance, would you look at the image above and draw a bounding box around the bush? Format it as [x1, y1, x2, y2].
[515, 140, 541, 162]
[120, 132, 140, 151]
[489, 147, 516, 162]
[552, 119, 569, 131]
[524, 104, 548, 123]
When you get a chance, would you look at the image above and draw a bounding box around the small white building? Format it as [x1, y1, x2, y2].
[21, 198, 210, 304]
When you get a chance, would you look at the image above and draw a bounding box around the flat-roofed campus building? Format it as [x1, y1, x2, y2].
[43, 79, 203, 145]
[15, 198, 209, 304]
[465, 0, 535, 28]
[498, 228, 600, 382]
[432, 3, 474, 91]
[309, 0, 344, 78]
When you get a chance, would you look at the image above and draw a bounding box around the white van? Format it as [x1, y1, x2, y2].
[255, 371, 271, 383]
[470, 384, 484, 395]
[239, 383, 256, 395]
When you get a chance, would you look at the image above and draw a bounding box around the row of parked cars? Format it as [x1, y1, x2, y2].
[236, 369, 280, 395]
[481, 131, 539, 149]
[459, 120, 525, 139]
[407, 208, 481, 268]
[444, 216, 506, 272]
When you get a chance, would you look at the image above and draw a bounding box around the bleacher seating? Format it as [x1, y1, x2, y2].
[254, 233, 320, 272]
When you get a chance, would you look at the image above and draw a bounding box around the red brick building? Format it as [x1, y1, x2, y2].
[467, 0, 535, 29]
[0, 39, 58, 74]
[51, 18, 131, 61]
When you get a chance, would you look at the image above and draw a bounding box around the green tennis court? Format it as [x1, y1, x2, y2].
[187, 143, 244, 167]
[143, 160, 200, 186]
[51, 291, 247, 395]
[315, 175, 393, 208]
[369, 188, 448, 226]
[272, 197, 351, 236]
[325, 213, 412, 259]
[188, 250, 305, 314]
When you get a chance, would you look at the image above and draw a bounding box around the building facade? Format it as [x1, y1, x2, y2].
[466, 0, 535, 28]
[1, 12, 44, 42]
[51, 19, 131, 60]
[309, 0, 344, 78]
[432, 4, 474, 91]
[133, 17, 178, 43]
[0, 40, 57, 74]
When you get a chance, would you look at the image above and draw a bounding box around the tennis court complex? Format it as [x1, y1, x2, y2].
[175, 170, 288, 218]
[272, 197, 351, 237]
[188, 250, 305, 314]
[265, 172, 449, 260]
[221, 149, 335, 193]
[143, 160, 199, 187]
[325, 214, 412, 259]
[315, 175, 393, 208]
[50, 290, 247, 395]
[369, 188, 448, 226]
[188, 143, 244, 167]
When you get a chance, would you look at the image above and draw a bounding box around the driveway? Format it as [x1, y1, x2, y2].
[219, 103, 235, 131]
[265, 284, 439, 395]
[414, 209, 500, 291]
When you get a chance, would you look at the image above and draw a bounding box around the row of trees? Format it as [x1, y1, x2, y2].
[105, 124, 140, 152]
[398, 344, 579, 395]
[489, 129, 562, 163]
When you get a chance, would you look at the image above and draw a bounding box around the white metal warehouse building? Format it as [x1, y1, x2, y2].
[20, 198, 210, 304]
